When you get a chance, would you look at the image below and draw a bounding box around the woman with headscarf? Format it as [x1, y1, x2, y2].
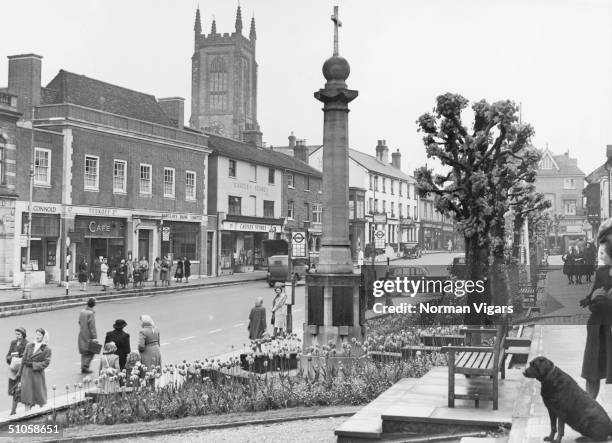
[248, 297, 267, 340]
[271, 282, 287, 338]
[138, 315, 161, 372]
[19, 328, 51, 411]
[6, 327, 27, 415]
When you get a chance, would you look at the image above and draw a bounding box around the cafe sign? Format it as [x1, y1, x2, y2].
[76, 217, 125, 238]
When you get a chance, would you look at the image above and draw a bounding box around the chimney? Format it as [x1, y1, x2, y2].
[376, 139, 389, 163]
[391, 149, 401, 169]
[242, 123, 263, 147]
[288, 132, 296, 151]
[7, 54, 42, 120]
[158, 97, 185, 129]
[294, 139, 308, 164]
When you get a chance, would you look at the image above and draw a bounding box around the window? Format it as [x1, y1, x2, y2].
[250, 164, 257, 182]
[186, 171, 196, 201]
[391, 201, 395, 217]
[349, 200, 355, 219]
[391, 180, 395, 195]
[399, 181, 403, 196]
[228, 195, 242, 215]
[264, 200, 275, 218]
[374, 176, 379, 191]
[563, 178, 576, 189]
[399, 203, 403, 218]
[268, 167, 275, 184]
[356, 197, 364, 219]
[209, 56, 228, 112]
[305, 175, 310, 191]
[312, 204, 322, 223]
[540, 156, 553, 170]
[140, 164, 152, 194]
[564, 200, 576, 215]
[0, 143, 4, 184]
[164, 167, 175, 198]
[368, 197, 373, 214]
[407, 184, 412, 199]
[34, 148, 51, 186]
[228, 159, 237, 178]
[414, 205, 417, 219]
[382, 178, 386, 193]
[113, 160, 127, 193]
[382, 200, 387, 213]
[304, 202, 310, 220]
[249, 195, 257, 216]
[407, 205, 411, 217]
[287, 173, 294, 188]
[287, 200, 295, 219]
[374, 199, 379, 213]
[84, 155, 99, 190]
[369, 174, 373, 190]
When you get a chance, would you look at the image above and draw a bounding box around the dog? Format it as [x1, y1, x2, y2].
[523, 356, 612, 443]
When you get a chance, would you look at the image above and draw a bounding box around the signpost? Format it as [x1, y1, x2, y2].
[291, 231, 306, 258]
[374, 229, 386, 249]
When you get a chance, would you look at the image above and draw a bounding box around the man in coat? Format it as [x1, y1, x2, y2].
[248, 296, 267, 340]
[104, 319, 131, 371]
[78, 298, 98, 374]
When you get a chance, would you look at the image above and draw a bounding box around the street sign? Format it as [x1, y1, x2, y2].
[291, 231, 307, 258]
[374, 229, 386, 249]
[162, 227, 171, 241]
[20, 235, 28, 248]
[373, 213, 387, 224]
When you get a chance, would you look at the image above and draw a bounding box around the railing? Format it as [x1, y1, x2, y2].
[34, 103, 208, 147]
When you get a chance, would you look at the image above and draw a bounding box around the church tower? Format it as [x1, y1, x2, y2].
[190, 6, 261, 146]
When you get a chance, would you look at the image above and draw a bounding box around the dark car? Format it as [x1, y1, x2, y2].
[447, 256, 466, 279]
[403, 245, 422, 259]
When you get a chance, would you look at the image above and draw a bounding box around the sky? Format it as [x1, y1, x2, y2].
[2, 0, 611, 176]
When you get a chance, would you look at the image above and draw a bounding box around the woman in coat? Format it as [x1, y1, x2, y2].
[152, 257, 161, 287]
[138, 314, 161, 371]
[100, 258, 109, 291]
[248, 297, 267, 340]
[562, 247, 576, 284]
[271, 283, 288, 337]
[580, 219, 612, 399]
[584, 242, 597, 283]
[19, 328, 51, 411]
[160, 257, 170, 287]
[6, 327, 27, 415]
[574, 246, 585, 285]
[78, 257, 88, 291]
[183, 257, 191, 283]
[117, 259, 127, 289]
[174, 258, 184, 283]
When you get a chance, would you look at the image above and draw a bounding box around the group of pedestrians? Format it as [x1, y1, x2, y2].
[6, 327, 52, 415]
[75, 255, 192, 291]
[248, 282, 288, 340]
[77, 298, 162, 379]
[562, 242, 597, 285]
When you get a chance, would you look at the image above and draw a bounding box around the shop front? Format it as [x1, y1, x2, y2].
[161, 220, 202, 275]
[219, 219, 283, 274]
[73, 216, 126, 271]
[21, 212, 60, 284]
[0, 197, 16, 283]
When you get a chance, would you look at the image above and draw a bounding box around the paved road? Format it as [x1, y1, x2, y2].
[0, 281, 305, 412]
[388, 251, 462, 275]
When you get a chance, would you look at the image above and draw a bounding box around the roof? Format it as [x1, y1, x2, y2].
[538, 150, 585, 177]
[42, 70, 172, 126]
[207, 134, 322, 177]
[273, 144, 414, 182]
[585, 163, 608, 183]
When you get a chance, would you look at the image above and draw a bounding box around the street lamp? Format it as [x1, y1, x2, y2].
[22, 109, 35, 299]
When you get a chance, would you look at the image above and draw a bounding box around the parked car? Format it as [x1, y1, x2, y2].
[447, 256, 466, 279]
[403, 245, 423, 259]
[266, 255, 309, 287]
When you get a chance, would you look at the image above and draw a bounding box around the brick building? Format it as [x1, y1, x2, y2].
[206, 133, 321, 275]
[4, 54, 211, 286]
[535, 148, 587, 251]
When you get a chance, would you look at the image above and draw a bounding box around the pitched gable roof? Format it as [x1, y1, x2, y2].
[42, 70, 172, 126]
[207, 134, 322, 177]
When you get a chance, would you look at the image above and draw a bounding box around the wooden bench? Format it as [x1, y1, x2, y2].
[441, 319, 509, 410]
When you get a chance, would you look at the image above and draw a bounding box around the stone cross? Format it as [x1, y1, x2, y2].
[331, 6, 342, 56]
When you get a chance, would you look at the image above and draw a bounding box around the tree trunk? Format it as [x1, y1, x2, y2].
[464, 235, 490, 326]
[513, 215, 524, 260]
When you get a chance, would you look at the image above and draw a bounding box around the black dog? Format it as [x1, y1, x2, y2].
[523, 357, 612, 443]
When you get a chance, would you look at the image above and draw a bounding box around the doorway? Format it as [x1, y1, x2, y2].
[138, 230, 151, 264]
[207, 232, 213, 276]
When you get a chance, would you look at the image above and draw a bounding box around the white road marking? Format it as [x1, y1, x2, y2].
[179, 336, 196, 341]
[233, 323, 244, 327]
[208, 329, 222, 334]
[160, 342, 170, 346]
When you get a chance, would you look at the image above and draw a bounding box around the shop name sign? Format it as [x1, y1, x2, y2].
[223, 221, 279, 232]
[32, 204, 58, 213]
[162, 212, 202, 221]
[232, 182, 269, 194]
[89, 221, 112, 233]
[89, 207, 118, 216]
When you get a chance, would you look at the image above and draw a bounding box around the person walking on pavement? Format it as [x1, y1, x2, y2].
[153, 257, 161, 287]
[562, 247, 576, 285]
[104, 319, 130, 371]
[160, 256, 170, 287]
[118, 259, 127, 289]
[183, 257, 191, 283]
[78, 256, 88, 291]
[584, 241, 597, 283]
[100, 258, 109, 291]
[271, 282, 288, 337]
[78, 298, 98, 374]
[6, 327, 28, 415]
[174, 257, 184, 283]
[574, 246, 585, 285]
[139, 256, 149, 282]
[248, 297, 267, 340]
[19, 328, 51, 411]
[580, 218, 612, 400]
[138, 314, 161, 373]
[93, 256, 101, 285]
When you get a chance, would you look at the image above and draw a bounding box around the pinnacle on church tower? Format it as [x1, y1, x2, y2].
[194, 7, 202, 35]
[211, 16, 217, 35]
[249, 15, 256, 40]
[235, 5, 243, 34]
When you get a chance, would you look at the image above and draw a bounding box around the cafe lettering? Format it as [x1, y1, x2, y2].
[89, 221, 111, 233]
